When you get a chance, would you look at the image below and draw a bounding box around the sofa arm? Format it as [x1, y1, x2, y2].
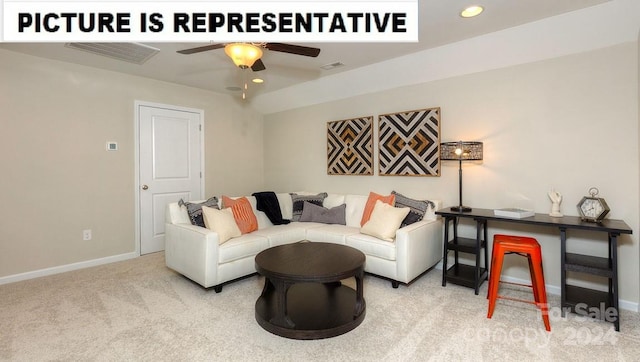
[165, 222, 221, 288]
[394, 217, 444, 283]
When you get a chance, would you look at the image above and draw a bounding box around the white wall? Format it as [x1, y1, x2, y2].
[0, 49, 264, 279]
[263, 42, 640, 306]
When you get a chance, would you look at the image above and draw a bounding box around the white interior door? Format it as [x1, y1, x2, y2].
[138, 104, 203, 254]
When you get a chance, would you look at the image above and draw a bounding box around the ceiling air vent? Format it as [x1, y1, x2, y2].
[64, 43, 160, 65]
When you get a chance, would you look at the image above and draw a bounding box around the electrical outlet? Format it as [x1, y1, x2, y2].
[83, 229, 92, 241]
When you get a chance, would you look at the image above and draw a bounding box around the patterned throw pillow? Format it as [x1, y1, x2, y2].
[290, 192, 328, 222]
[360, 192, 396, 226]
[179, 197, 219, 227]
[221, 196, 258, 234]
[392, 191, 435, 228]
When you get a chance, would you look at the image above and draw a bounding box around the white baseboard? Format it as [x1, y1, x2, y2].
[0, 252, 139, 286]
[434, 261, 639, 312]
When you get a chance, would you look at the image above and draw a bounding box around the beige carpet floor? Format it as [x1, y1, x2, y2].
[1, 252, 640, 361]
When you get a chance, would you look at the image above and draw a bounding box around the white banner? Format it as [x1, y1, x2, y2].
[1, 1, 419, 42]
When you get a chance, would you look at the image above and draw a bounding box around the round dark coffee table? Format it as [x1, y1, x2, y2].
[254, 242, 366, 339]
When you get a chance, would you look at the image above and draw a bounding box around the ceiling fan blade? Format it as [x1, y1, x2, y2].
[251, 58, 266, 72]
[177, 43, 225, 55]
[264, 43, 320, 57]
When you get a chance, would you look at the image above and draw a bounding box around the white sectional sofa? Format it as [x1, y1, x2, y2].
[165, 192, 443, 292]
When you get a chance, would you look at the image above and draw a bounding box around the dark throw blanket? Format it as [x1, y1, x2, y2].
[252, 191, 290, 225]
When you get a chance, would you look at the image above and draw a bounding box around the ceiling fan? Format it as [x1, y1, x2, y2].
[177, 42, 321, 71]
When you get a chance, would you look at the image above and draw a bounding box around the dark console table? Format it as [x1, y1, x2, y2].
[435, 207, 632, 331]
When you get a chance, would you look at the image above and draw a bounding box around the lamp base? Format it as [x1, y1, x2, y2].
[451, 205, 472, 212]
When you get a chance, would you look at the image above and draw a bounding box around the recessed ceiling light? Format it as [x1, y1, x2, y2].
[460, 5, 484, 18]
[252, 78, 264, 84]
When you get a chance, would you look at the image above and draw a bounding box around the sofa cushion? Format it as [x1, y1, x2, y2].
[222, 196, 258, 234]
[179, 197, 219, 227]
[392, 191, 435, 227]
[290, 192, 328, 222]
[299, 202, 346, 225]
[276, 193, 294, 220]
[218, 233, 270, 263]
[360, 192, 396, 226]
[167, 202, 191, 225]
[252, 224, 309, 247]
[360, 200, 410, 242]
[306, 224, 360, 244]
[324, 194, 346, 209]
[344, 194, 368, 227]
[201, 206, 241, 244]
[346, 233, 397, 261]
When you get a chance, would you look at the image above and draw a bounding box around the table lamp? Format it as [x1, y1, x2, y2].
[440, 141, 483, 212]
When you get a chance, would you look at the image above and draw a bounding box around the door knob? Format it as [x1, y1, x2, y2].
[141, 185, 149, 190]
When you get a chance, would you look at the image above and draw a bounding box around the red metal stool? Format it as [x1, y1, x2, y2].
[487, 234, 551, 331]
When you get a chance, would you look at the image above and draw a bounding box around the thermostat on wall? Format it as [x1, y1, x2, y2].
[106, 142, 118, 151]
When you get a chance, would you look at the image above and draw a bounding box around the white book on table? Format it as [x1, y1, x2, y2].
[493, 208, 535, 218]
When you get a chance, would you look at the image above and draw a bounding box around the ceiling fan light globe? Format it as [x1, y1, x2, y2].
[224, 43, 263, 68]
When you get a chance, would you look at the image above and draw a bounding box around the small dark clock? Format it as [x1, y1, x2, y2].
[577, 187, 610, 223]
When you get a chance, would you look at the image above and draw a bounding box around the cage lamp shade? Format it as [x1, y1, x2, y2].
[224, 43, 263, 68]
[440, 141, 483, 161]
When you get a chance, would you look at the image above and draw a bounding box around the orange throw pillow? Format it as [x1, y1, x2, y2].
[222, 196, 258, 234]
[360, 192, 396, 226]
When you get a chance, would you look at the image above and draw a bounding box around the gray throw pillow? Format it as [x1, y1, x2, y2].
[290, 193, 328, 222]
[299, 202, 346, 225]
[392, 191, 435, 228]
[179, 197, 219, 227]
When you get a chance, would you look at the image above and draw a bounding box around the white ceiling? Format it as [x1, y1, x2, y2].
[0, 0, 610, 99]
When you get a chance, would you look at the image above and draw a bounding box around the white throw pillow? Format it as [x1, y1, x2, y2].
[202, 206, 241, 244]
[360, 200, 410, 242]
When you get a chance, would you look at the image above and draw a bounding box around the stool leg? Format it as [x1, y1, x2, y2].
[527, 255, 540, 304]
[487, 245, 504, 319]
[487, 243, 499, 300]
[531, 250, 550, 332]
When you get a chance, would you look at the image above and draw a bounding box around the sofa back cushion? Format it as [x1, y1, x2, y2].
[323, 194, 346, 209]
[166, 202, 191, 225]
[276, 193, 294, 220]
[344, 194, 368, 227]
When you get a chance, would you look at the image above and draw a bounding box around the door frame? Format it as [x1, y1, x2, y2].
[134, 100, 205, 256]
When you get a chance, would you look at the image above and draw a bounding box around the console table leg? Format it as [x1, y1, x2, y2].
[442, 217, 452, 287]
[474, 220, 482, 295]
[610, 233, 620, 331]
[560, 228, 567, 318]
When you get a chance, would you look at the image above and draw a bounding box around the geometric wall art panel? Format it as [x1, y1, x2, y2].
[378, 107, 441, 176]
[327, 116, 373, 175]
